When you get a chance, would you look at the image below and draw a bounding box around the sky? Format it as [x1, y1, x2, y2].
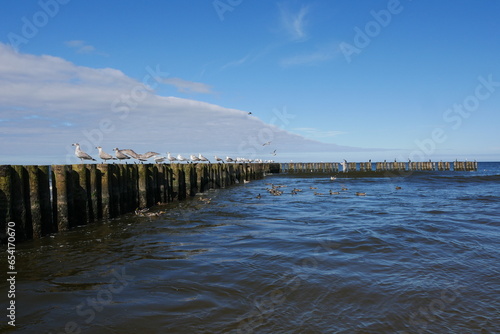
[1, 0, 499, 165]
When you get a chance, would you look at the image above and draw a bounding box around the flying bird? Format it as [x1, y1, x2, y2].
[96, 146, 116, 163]
[262, 141, 271, 146]
[72, 143, 96, 163]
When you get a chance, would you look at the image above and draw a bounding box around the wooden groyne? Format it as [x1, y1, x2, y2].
[280, 161, 477, 174]
[0, 163, 275, 243]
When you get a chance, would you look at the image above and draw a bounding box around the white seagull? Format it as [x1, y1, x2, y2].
[113, 148, 131, 161]
[198, 153, 210, 163]
[225, 156, 234, 163]
[190, 154, 200, 163]
[167, 152, 177, 163]
[177, 154, 188, 162]
[72, 143, 96, 163]
[96, 146, 116, 163]
[214, 155, 224, 163]
[341, 159, 348, 172]
[154, 155, 166, 163]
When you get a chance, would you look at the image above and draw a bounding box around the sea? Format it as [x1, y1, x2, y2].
[1, 162, 499, 334]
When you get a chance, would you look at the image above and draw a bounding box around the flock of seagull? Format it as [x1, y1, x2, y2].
[72, 143, 273, 164]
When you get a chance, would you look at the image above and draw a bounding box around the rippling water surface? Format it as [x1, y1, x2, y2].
[2, 163, 500, 333]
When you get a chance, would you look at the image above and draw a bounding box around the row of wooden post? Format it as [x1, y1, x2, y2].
[0, 163, 274, 243]
[280, 161, 477, 173]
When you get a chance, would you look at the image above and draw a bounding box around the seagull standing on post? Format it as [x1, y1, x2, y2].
[113, 148, 131, 162]
[72, 143, 96, 163]
[190, 154, 200, 163]
[198, 153, 210, 163]
[177, 154, 188, 162]
[167, 152, 177, 163]
[96, 146, 116, 163]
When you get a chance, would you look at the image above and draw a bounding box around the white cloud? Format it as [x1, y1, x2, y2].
[65, 40, 107, 56]
[160, 77, 214, 94]
[0, 42, 378, 165]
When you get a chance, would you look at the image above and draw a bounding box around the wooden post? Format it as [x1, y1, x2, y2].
[72, 164, 89, 226]
[27, 166, 42, 239]
[12, 165, 30, 241]
[88, 164, 98, 222]
[52, 165, 74, 231]
[138, 164, 148, 208]
[171, 164, 179, 201]
[0, 165, 12, 242]
[96, 164, 110, 219]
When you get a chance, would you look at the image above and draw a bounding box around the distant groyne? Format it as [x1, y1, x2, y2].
[0, 160, 476, 243]
[279, 160, 477, 174]
[0, 163, 276, 243]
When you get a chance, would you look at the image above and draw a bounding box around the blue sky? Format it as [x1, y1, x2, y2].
[1, 0, 500, 164]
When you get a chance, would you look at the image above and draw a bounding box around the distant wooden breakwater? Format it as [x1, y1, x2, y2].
[0, 163, 277, 243]
[280, 160, 477, 174]
[0, 160, 475, 243]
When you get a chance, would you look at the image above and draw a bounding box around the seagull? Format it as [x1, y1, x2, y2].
[154, 156, 166, 163]
[225, 156, 234, 163]
[271, 149, 277, 156]
[262, 141, 271, 146]
[167, 152, 177, 163]
[177, 154, 188, 162]
[198, 153, 210, 163]
[95, 146, 116, 163]
[341, 159, 348, 172]
[190, 154, 200, 163]
[214, 155, 224, 163]
[138, 151, 160, 161]
[119, 148, 140, 160]
[72, 143, 96, 163]
[120, 149, 159, 162]
[113, 148, 131, 161]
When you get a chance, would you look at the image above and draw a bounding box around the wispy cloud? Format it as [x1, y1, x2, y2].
[65, 40, 107, 56]
[221, 54, 251, 70]
[293, 127, 345, 138]
[280, 44, 339, 67]
[279, 3, 310, 41]
[160, 77, 214, 94]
